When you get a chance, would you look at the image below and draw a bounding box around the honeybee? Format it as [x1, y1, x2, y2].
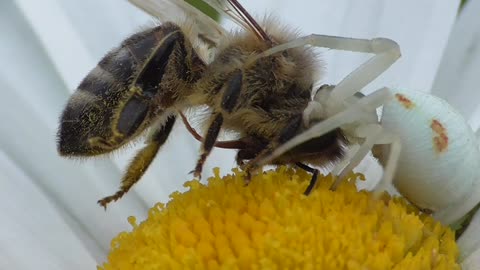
[57, 0, 401, 208]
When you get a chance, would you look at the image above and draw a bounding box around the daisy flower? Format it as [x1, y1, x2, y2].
[3, 0, 480, 269]
[98, 167, 460, 269]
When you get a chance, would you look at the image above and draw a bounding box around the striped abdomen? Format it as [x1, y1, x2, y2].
[57, 22, 205, 156]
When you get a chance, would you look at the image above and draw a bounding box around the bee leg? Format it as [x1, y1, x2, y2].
[241, 115, 303, 183]
[235, 149, 256, 166]
[97, 115, 176, 209]
[192, 113, 223, 178]
[192, 70, 243, 178]
[240, 153, 266, 185]
[235, 151, 250, 166]
[236, 145, 265, 182]
[295, 162, 319, 195]
[234, 136, 268, 166]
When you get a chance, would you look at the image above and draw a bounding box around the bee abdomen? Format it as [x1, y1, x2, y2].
[57, 23, 205, 157]
[134, 29, 184, 99]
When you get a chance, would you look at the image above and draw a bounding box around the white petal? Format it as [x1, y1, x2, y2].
[0, 76, 148, 260]
[13, 0, 96, 91]
[457, 208, 480, 262]
[432, 0, 480, 127]
[0, 1, 148, 261]
[252, 0, 460, 94]
[462, 247, 480, 270]
[0, 151, 97, 269]
[459, 209, 480, 269]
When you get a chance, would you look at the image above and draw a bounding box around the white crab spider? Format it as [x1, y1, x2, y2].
[259, 36, 480, 226]
[377, 89, 480, 225]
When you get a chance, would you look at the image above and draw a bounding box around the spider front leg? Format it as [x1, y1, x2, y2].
[256, 88, 396, 195]
[192, 70, 243, 178]
[258, 87, 393, 166]
[252, 34, 401, 102]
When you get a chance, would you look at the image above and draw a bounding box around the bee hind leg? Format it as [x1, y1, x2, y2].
[98, 115, 176, 209]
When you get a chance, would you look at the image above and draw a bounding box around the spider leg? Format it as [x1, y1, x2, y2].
[251, 35, 401, 102]
[372, 132, 402, 197]
[331, 144, 360, 176]
[329, 123, 401, 196]
[330, 124, 383, 190]
[258, 87, 393, 165]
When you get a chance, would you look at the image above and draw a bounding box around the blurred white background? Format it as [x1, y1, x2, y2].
[4, 0, 480, 269]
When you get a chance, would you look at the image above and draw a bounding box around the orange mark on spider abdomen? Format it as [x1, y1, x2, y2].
[430, 119, 448, 153]
[395, 93, 415, 109]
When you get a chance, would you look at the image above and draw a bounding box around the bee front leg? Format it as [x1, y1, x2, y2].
[236, 149, 257, 166]
[295, 162, 320, 195]
[98, 115, 176, 209]
[193, 70, 243, 178]
[233, 136, 268, 166]
[240, 146, 274, 184]
[241, 115, 303, 183]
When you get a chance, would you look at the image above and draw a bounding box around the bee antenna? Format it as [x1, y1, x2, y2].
[227, 0, 272, 43]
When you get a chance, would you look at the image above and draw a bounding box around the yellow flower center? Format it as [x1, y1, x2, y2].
[98, 167, 460, 269]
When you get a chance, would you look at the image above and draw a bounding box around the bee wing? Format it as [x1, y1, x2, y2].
[130, 0, 270, 43]
[128, 0, 227, 48]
